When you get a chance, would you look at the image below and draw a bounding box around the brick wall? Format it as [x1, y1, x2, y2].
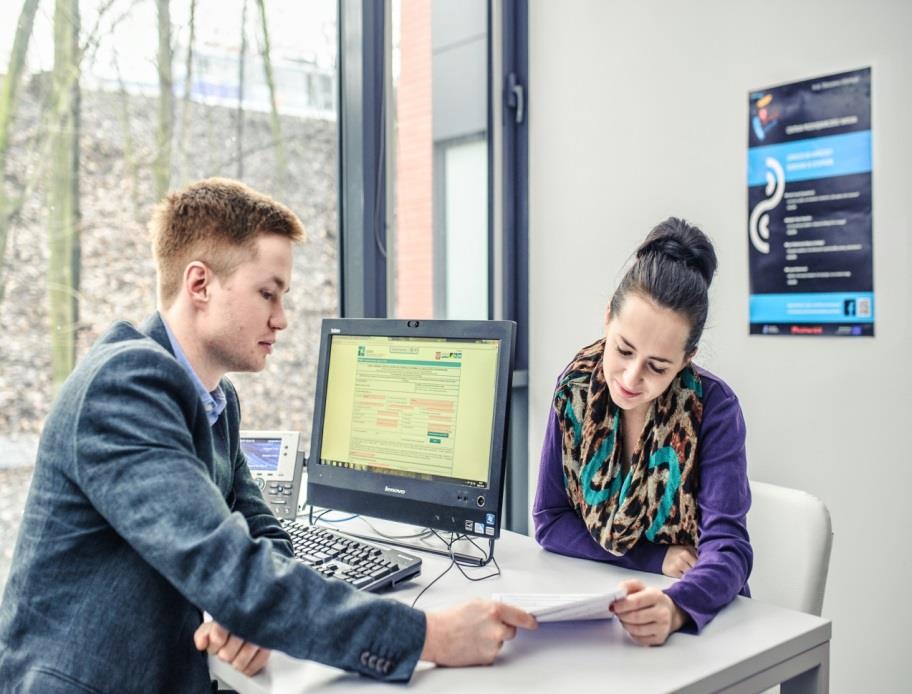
[393, 0, 433, 318]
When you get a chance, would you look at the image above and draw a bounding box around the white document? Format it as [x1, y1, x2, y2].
[493, 586, 628, 622]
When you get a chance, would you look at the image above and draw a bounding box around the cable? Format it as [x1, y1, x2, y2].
[429, 529, 494, 566]
[442, 532, 501, 581]
[318, 513, 360, 524]
[410, 556, 456, 608]
[359, 516, 435, 541]
[453, 533, 502, 581]
[455, 554, 501, 582]
[410, 531, 501, 609]
[372, 6, 388, 261]
[461, 533, 493, 558]
[300, 507, 428, 537]
[300, 505, 359, 525]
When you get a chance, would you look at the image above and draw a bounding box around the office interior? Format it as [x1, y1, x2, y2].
[0, 1, 908, 692]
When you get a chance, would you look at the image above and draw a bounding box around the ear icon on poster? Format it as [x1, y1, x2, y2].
[748, 157, 784, 255]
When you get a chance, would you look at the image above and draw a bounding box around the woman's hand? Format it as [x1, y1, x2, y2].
[662, 544, 697, 578]
[611, 579, 688, 646]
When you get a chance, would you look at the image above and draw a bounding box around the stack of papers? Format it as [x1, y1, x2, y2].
[493, 586, 628, 622]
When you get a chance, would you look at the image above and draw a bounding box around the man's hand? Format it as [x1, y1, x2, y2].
[194, 621, 271, 677]
[661, 544, 697, 578]
[420, 599, 538, 666]
[611, 579, 688, 646]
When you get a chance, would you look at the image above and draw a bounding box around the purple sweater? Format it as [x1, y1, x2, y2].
[533, 366, 752, 632]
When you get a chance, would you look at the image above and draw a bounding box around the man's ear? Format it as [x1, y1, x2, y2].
[184, 261, 212, 307]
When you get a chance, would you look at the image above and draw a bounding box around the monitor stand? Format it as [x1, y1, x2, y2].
[306, 507, 496, 567]
[344, 530, 496, 567]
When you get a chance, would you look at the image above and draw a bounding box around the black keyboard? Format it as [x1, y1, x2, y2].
[282, 520, 422, 592]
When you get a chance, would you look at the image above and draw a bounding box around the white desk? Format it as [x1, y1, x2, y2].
[211, 519, 830, 693]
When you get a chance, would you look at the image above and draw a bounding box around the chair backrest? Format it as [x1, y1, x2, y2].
[746, 480, 833, 616]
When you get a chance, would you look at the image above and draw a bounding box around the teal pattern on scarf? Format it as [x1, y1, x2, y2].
[645, 446, 682, 541]
[580, 426, 621, 506]
[553, 338, 704, 556]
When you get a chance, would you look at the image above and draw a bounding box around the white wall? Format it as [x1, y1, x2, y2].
[528, 2, 912, 692]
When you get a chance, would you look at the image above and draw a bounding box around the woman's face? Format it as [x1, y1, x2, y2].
[602, 293, 692, 417]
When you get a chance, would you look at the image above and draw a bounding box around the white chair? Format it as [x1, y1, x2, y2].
[747, 480, 833, 616]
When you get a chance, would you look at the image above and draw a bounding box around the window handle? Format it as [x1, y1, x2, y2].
[506, 72, 524, 125]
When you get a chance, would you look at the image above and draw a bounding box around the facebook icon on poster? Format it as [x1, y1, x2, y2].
[844, 299, 856, 316]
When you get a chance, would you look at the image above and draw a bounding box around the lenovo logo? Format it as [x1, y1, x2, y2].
[384, 486, 407, 495]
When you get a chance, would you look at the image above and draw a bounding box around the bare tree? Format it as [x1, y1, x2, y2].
[255, 0, 287, 176]
[177, 0, 196, 186]
[155, 0, 173, 200]
[1, 0, 129, 311]
[112, 51, 142, 220]
[48, 0, 81, 387]
[0, 0, 41, 304]
[236, 0, 248, 179]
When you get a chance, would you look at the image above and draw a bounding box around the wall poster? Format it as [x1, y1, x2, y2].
[748, 67, 873, 336]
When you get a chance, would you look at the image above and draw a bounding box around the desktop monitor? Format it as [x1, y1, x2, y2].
[306, 318, 516, 539]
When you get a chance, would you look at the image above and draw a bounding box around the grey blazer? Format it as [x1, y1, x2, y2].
[0, 314, 425, 693]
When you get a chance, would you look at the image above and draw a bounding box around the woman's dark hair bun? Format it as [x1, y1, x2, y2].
[637, 217, 717, 288]
[612, 217, 717, 354]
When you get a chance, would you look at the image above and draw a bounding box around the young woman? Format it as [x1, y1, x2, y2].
[533, 217, 751, 646]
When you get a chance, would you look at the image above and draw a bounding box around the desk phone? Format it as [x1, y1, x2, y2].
[239, 430, 304, 519]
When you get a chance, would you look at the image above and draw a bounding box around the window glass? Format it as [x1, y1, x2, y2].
[388, 0, 488, 319]
[0, 0, 338, 586]
[443, 137, 488, 319]
[0, 0, 337, 436]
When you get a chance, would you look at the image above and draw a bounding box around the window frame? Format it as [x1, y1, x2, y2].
[338, 0, 387, 318]
[337, 0, 529, 530]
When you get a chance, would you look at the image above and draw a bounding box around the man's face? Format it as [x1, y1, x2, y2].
[203, 233, 293, 375]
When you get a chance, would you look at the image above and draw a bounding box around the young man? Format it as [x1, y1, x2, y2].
[0, 179, 535, 692]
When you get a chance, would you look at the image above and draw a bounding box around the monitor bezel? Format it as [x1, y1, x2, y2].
[306, 318, 516, 539]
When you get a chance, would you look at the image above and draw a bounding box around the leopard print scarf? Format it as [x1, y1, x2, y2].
[554, 338, 703, 556]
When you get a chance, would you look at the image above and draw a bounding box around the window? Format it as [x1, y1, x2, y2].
[338, 0, 528, 530]
[388, 0, 490, 319]
[0, 0, 339, 586]
[0, 0, 338, 438]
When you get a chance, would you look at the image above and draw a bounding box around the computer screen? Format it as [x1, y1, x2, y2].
[238, 430, 300, 481]
[307, 318, 516, 539]
[241, 436, 283, 472]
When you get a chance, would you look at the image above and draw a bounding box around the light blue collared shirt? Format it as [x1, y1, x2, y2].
[161, 316, 227, 426]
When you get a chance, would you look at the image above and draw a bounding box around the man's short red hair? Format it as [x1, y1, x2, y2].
[150, 178, 305, 307]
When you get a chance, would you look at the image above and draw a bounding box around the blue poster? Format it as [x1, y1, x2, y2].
[748, 68, 873, 336]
